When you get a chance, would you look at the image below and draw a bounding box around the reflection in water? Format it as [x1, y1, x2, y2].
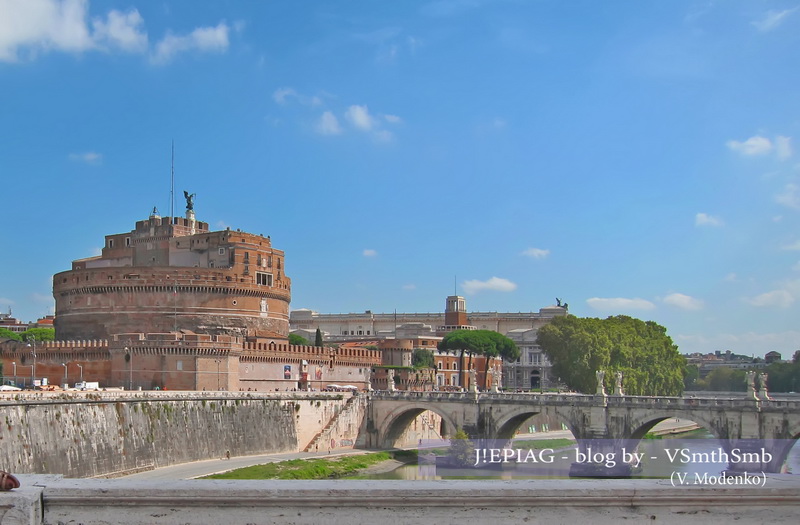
[355, 431, 800, 480]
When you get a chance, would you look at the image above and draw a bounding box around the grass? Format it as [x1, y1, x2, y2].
[202, 452, 396, 480]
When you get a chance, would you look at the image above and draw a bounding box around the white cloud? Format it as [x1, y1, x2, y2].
[776, 183, 800, 210]
[776, 136, 793, 160]
[521, 248, 550, 259]
[726, 135, 773, 156]
[384, 114, 402, 124]
[315, 111, 342, 135]
[402, 284, 416, 290]
[724, 273, 738, 282]
[0, 0, 95, 61]
[151, 22, 229, 64]
[793, 261, 800, 272]
[273, 87, 297, 105]
[272, 87, 323, 107]
[586, 297, 656, 311]
[92, 8, 147, 53]
[782, 240, 800, 251]
[462, 277, 517, 294]
[752, 8, 799, 32]
[345, 105, 375, 131]
[362, 249, 377, 257]
[663, 293, 704, 310]
[695, 213, 724, 227]
[68, 151, 102, 164]
[0, 1, 149, 61]
[373, 129, 394, 142]
[746, 289, 794, 308]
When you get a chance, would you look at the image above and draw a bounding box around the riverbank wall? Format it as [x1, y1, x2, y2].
[0, 391, 354, 478]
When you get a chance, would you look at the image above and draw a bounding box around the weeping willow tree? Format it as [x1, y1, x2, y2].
[537, 315, 685, 396]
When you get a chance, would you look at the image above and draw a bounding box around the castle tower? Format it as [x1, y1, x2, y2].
[53, 210, 291, 341]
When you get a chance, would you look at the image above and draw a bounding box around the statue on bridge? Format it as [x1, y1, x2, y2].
[469, 369, 478, 393]
[595, 370, 606, 396]
[613, 371, 624, 396]
[758, 372, 771, 401]
[387, 372, 396, 392]
[746, 370, 757, 400]
[490, 366, 502, 393]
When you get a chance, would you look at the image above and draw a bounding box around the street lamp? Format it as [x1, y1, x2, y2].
[62, 363, 67, 386]
[27, 335, 36, 387]
[76, 364, 83, 384]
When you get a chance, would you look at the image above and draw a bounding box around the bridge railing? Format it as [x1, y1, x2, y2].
[368, 390, 800, 410]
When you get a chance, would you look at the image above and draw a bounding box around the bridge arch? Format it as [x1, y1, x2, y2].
[493, 406, 579, 442]
[377, 403, 459, 449]
[628, 411, 720, 441]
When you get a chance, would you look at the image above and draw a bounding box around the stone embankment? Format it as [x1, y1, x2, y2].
[0, 391, 354, 478]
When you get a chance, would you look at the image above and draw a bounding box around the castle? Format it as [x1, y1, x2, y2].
[1, 205, 379, 391]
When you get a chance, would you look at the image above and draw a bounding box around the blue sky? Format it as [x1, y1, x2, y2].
[1, 0, 798, 358]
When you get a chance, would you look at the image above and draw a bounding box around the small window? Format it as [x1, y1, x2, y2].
[108, 239, 114, 248]
[177, 360, 183, 371]
[219, 248, 225, 255]
[256, 272, 273, 286]
[125, 237, 131, 247]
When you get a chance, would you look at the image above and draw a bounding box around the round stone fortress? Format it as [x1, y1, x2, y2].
[53, 209, 291, 340]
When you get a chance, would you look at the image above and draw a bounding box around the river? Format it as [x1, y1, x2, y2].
[353, 430, 800, 480]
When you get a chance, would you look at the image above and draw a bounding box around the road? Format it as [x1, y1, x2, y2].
[119, 418, 696, 480]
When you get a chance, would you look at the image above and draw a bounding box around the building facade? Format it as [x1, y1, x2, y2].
[290, 303, 567, 340]
[292, 296, 567, 391]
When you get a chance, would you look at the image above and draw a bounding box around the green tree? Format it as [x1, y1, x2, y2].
[477, 331, 519, 388]
[704, 367, 747, 391]
[21, 328, 55, 342]
[536, 315, 685, 396]
[684, 364, 700, 391]
[438, 330, 516, 389]
[289, 334, 311, 346]
[0, 328, 21, 341]
[412, 349, 435, 369]
[448, 428, 476, 467]
[764, 361, 800, 393]
[314, 328, 323, 347]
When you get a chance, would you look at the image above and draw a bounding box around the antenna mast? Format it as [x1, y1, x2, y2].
[170, 141, 175, 220]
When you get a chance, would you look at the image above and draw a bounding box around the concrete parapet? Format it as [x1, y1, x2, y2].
[3, 476, 800, 525]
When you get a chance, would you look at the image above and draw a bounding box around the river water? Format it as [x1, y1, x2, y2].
[355, 430, 800, 480]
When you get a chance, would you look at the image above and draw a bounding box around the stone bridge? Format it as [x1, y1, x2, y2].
[365, 391, 800, 476]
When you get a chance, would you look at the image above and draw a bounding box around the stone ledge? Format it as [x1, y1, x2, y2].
[1, 475, 797, 525]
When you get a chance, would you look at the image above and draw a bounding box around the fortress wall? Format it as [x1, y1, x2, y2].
[0, 392, 355, 478]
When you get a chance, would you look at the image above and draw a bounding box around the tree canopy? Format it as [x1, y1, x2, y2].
[437, 329, 519, 388]
[314, 328, 323, 347]
[289, 334, 311, 346]
[21, 328, 55, 342]
[0, 328, 21, 341]
[412, 349, 435, 369]
[536, 315, 685, 396]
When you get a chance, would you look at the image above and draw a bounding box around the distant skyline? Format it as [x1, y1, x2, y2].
[1, 0, 798, 358]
